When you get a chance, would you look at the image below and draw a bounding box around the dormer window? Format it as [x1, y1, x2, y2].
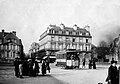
[59, 30, 62, 34]
[7, 39, 10, 42]
[69, 31, 72, 35]
[63, 31, 66, 34]
[51, 30, 54, 34]
[56, 31, 59, 34]
[49, 30, 51, 34]
[66, 31, 69, 35]
[86, 33, 89, 36]
[76, 32, 79, 35]
[82, 32, 86, 36]
[79, 32, 82, 35]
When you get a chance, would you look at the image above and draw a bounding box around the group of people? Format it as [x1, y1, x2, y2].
[14, 58, 50, 78]
[81, 57, 96, 69]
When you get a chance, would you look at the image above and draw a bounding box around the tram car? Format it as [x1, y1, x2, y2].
[55, 49, 80, 69]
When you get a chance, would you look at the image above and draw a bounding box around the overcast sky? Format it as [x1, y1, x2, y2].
[0, 0, 120, 53]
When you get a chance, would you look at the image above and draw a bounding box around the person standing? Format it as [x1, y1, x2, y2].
[14, 58, 20, 77]
[82, 57, 86, 68]
[93, 58, 96, 69]
[46, 60, 50, 73]
[34, 60, 40, 76]
[28, 59, 34, 76]
[88, 60, 92, 69]
[106, 61, 118, 84]
[22, 59, 29, 76]
[19, 61, 23, 78]
[41, 60, 46, 75]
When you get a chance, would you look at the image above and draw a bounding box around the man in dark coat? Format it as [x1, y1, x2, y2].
[34, 61, 40, 76]
[93, 58, 96, 69]
[41, 60, 46, 75]
[22, 59, 29, 76]
[14, 58, 20, 77]
[46, 60, 50, 73]
[28, 59, 34, 76]
[89, 60, 92, 69]
[106, 61, 118, 84]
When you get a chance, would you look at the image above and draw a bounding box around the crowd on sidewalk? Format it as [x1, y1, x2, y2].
[14, 58, 50, 78]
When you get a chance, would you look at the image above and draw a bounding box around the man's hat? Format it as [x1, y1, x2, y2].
[111, 61, 117, 64]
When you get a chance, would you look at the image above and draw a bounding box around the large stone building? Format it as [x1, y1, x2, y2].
[38, 24, 92, 59]
[0, 29, 24, 62]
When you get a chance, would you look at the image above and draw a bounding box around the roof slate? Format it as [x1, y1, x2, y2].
[0, 31, 22, 46]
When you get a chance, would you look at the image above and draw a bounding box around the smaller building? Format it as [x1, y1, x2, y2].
[0, 29, 24, 63]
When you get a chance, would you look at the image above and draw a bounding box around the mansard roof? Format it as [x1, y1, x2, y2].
[76, 28, 89, 33]
[4, 32, 19, 40]
[49, 25, 89, 33]
[0, 32, 9, 39]
[0, 30, 23, 46]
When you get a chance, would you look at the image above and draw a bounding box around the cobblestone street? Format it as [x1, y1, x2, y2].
[0, 63, 116, 84]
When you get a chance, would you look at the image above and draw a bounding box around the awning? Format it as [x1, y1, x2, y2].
[43, 56, 56, 59]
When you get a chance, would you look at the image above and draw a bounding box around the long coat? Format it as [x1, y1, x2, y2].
[41, 62, 46, 75]
[14, 60, 19, 77]
[106, 65, 118, 84]
[34, 61, 40, 74]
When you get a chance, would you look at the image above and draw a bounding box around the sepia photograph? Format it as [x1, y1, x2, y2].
[0, 0, 120, 84]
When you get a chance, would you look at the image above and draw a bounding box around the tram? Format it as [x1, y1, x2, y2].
[55, 49, 80, 69]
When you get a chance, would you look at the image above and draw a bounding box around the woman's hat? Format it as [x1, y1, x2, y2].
[111, 61, 117, 64]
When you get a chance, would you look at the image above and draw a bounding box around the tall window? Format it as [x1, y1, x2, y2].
[79, 38, 83, 42]
[86, 39, 88, 43]
[86, 47, 87, 51]
[72, 38, 75, 42]
[51, 36, 55, 41]
[58, 36, 62, 41]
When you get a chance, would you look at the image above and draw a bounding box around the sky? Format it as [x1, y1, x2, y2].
[0, 0, 120, 53]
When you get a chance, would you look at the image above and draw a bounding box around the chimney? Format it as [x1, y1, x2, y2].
[73, 24, 78, 30]
[12, 31, 16, 35]
[60, 23, 65, 29]
[84, 25, 90, 31]
[2, 29, 4, 36]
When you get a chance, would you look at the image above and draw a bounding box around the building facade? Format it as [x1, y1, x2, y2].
[38, 24, 92, 59]
[29, 42, 39, 58]
[0, 29, 24, 62]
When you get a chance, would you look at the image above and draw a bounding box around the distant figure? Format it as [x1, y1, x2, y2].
[93, 58, 96, 69]
[88, 60, 92, 69]
[34, 60, 40, 76]
[22, 59, 29, 76]
[41, 60, 46, 75]
[106, 61, 118, 84]
[14, 58, 20, 77]
[19, 61, 23, 78]
[82, 57, 86, 68]
[46, 60, 50, 73]
[28, 59, 34, 76]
